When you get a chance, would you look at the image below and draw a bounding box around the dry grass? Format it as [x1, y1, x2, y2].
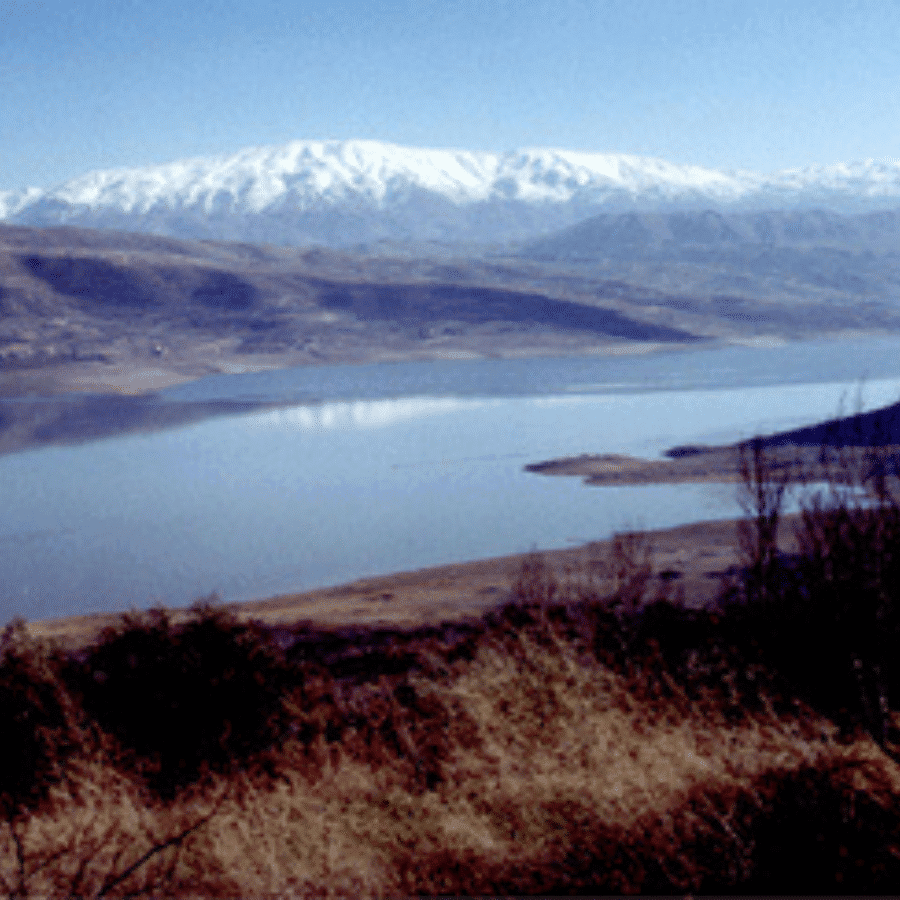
[7, 432, 900, 895]
[4, 608, 900, 897]
[0, 762, 226, 898]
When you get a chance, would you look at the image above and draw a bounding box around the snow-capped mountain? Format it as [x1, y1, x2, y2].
[3, 139, 900, 247]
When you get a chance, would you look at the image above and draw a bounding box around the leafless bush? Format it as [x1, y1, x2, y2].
[732, 416, 900, 755]
[508, 550, 562, 607]
[736, 437, 793, 605]
[508, 532, 657, 621]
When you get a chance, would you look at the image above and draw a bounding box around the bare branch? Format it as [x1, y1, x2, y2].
[96, 794, 224, 898]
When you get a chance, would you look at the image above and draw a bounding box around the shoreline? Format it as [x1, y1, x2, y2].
[524, 445, 811, 486]
[13, 332, 900, 646]
[524, 450, 747, 486]
[24, 515, 748, 648]
[1, 328, 891, 401]
[0, 338, 704, 399]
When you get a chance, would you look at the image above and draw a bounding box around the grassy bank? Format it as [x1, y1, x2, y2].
[4, 438, 900, 895]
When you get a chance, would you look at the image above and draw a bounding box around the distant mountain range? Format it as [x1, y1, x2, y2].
[518, 206, 900, 312]
[525, 208, 900, 257]
[4, 140, 900, 380]
[4, 139, 900, 247]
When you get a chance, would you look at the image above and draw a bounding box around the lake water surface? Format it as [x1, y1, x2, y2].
[2, 336, 900, 623]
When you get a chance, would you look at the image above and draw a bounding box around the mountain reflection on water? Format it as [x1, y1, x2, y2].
[4, 334, 900, 455]
[0, 394, 281, 457]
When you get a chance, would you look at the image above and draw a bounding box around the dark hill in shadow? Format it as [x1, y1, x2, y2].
[318, 281, 697, 342]
[23, 255, 159, 311]
[749, 399, 900, 450]
[665, 398, 900, 460]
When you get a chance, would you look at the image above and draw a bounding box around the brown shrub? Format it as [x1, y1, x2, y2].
[65, 602, 294, 798]
[0, 622, 80, 819]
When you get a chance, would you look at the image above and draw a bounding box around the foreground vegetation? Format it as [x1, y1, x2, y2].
[3, 429, 900, 895]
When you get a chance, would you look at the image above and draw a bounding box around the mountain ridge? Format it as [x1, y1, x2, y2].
[4, 139, 900, 247]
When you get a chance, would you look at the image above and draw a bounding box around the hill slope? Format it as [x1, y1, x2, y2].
[0, 224, 707, 395]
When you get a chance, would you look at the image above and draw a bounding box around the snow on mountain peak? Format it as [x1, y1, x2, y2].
[43, 139, 504, 215]
[3, 138, 900, 246]
[7, 139, 746, 214]
[767, 158, 900, 197]
[0, 186, 42, 219]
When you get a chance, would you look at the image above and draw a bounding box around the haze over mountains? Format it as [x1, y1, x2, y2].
[4, 139, 900, 247]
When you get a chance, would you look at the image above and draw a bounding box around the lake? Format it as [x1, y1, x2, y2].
[2, 335, 900, 623]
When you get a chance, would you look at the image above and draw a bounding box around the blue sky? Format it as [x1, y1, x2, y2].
[1, 0, 899, 189]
